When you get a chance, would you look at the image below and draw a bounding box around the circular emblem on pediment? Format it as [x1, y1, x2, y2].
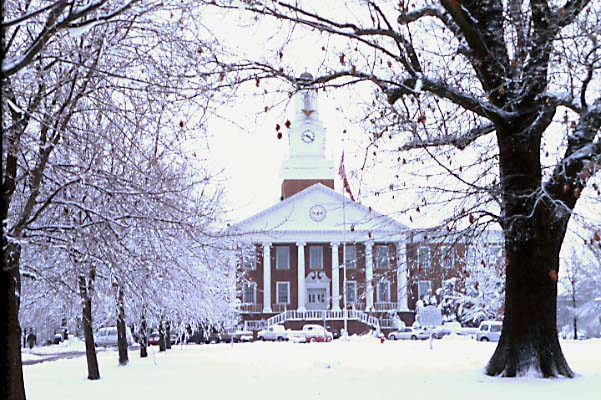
[309, 205, 326, 222]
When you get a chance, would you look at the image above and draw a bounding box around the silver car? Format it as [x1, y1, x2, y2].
[388, 327, 429, 340]
[475, 321, 502, 342]
[95, 327, 133, 347]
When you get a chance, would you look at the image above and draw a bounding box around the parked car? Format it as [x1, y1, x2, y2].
[475, 321, 502, 342]
[187, 330, 208, 344]
[432, 322, 462, 339]
[326, 326, 341, 339]
[302, 324, 333, 342]
[48, 334, 63, 345]
[95, 327, 133, 347]
[147, 332, 160, 346]
[205, 329, 253, 343]
[388, 327, 429, 340]
[257, 325, 288, 341]
[288, 331, 307, 343]
[225, 329, 253, 343]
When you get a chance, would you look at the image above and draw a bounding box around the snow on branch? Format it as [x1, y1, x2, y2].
[385, 76, 517, 123]
[396, 3, 462, 38]
[546, 98, 601, 207]
[2, 0, 138, 77]
[400, 123, 496, 151]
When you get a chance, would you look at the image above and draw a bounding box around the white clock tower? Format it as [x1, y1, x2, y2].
[281, 72, 335, 199]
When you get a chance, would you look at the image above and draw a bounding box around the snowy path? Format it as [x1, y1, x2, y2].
[23, 337, 601, 400]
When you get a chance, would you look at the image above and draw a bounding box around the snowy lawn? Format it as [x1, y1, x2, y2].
[24, 336, 601, 400]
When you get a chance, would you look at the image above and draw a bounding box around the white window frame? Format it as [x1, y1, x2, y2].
[375, 245, 391, 269]
[276, 281, 290, 305]
[276, 246, 290, 270]
[418, 246, 431, 268]
[441, 246, 454, 269]
[418, 280, 432, 300]
[242, 247, 256, 270]
[309, 246, 323, 269]
[376, 279, 391, 303]
[487, 245, 503, 265]
[344, 245, 357, 269]
[242, 282, 256, 304]
[345, 281, 357, 304]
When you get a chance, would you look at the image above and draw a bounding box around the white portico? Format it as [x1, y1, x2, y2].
[231, 73, 411, 333]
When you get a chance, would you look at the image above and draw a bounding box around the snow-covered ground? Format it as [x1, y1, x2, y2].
[23, 335, 601, 400]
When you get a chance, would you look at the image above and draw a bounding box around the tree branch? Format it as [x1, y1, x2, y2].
[546, 98, 601, 209]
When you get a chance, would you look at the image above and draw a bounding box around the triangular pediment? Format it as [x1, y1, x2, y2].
[231, 184, 408, 243]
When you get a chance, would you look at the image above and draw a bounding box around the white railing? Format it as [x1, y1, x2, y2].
[379, 318, 403, 329]
[266, 310, 380, 330]
[374, 302, 398, 311]
[240, 304, 263, 313]
[272, 304, 288, 313]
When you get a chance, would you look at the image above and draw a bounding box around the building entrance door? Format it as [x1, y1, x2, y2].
[307, 288, 327, 310]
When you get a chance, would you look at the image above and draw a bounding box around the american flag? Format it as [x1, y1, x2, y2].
[338, 151, 355, 201]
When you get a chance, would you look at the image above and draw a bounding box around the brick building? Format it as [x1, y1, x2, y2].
[231, 74, 503, 334]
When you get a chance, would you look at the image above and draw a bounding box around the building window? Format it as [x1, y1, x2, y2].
[345, 281, 357, 304]
[276, 246, 290, 270]
[276, 281, 290, 304]
[418, 246, 431, 268]
[242, 282, 256, 304]
[376, 279, 391, 303]
[375, 245, 391, 268]
[418, 280, 432, 300]
[242, 247, 256, 270]
[440, 246, 454, 269]
[344, 245, 357, 269]
[309, 246, 323, 269]
[487, 245, 503, 266]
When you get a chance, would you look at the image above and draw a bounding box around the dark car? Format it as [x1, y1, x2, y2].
[147, 333, 160, 346]
[46, 334, 63, 345]
[327, 326, 341, 340]
[187, 330, 208, 344]
[203, 329, 253, 344]
[147, 332, 176, 346]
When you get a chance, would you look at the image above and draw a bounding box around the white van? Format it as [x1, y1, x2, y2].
[95, 327, 133, 347]
[257, 325, 288, 341]
[476, 321, 502, 342]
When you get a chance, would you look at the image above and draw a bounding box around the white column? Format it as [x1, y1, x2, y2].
[263, 243, 272, 313]
[397, 240, 408, 311]
[297, 242, 306, 312]
[365, 241, 374, 311]
[331, 243, 340, 311]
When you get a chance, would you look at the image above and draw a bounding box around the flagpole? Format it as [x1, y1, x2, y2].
[339, 149, 354, 337]
[342, 185, 348, 334]
[339, 150, 348, 335]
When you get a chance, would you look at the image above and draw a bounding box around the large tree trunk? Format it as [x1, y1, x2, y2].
[78, 270, 100, 380]
[116, 285, 129, 366]
[139, 313, 148, 358]
[486, 125, 573, 377]
[2, 242, 26, 400]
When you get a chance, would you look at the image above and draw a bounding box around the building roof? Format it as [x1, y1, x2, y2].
[231, 183, 409, 244]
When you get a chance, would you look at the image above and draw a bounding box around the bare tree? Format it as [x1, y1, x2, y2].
[2, 1, 229, 397]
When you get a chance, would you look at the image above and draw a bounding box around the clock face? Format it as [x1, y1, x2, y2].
[301, 130, 315, 143]
[309, 205, 326, 222]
